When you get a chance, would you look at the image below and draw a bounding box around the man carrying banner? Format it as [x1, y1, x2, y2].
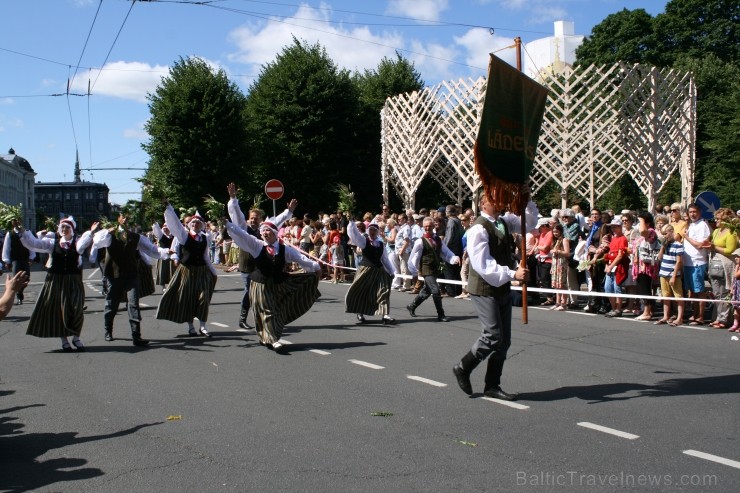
[452, 54, 548, 400]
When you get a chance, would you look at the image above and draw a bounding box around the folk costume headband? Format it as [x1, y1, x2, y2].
[260, 221, 278, 234]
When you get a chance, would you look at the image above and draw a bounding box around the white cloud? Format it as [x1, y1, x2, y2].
[69, 61, 170, 103]
[227, 4, 402, 83]
[386, 0, 449, 22]
[0, 115, 24, 132]
[454, 29, 518, 71]
[0, 98, 14, 106]
[489, 0, 569, 25]
[123, 122, 148, 140]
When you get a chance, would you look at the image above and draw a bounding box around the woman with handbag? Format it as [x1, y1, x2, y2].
[707, 208, 738, 328]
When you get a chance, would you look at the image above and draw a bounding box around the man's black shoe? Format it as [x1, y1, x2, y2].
[483, 386, 518, 401]
[437, 315, 450, 322]
[104, 330, 113, 342]
[238, 320, 252, 330]
[132, 336, 149, 347]
[452, 364, 473, 395]
[406, 303, 416, 317]
[382, 315, 395, 325]
[356, 314, 366, 324]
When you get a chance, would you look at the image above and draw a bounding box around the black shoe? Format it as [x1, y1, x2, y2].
[238, 320, 252, 330]
[132, 335, 149, 347]
[483, 386, 517, 401]
[72, 339, 85, 352]
[104, 330, 113, 342]
[406, 303, 417, 317]
[356, 314, 366, 325]
[382, 315, 395, 325]
[199, 328, 212, 338]
[597, 307, 609, 315]
[188, 328, 198, 337]
[437, 315, 450, 322]
[62, 342, 73, 352]
[15, 299, 23, 306]
[452, 363, 473, 395]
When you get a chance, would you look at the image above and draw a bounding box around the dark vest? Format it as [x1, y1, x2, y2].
[420, 236, 442, 277]
[467, 216, 514, 297]
[9, 231, 30, 262]
[238, 226, 261, 273]
[104, 231, 140, 279]
[250, 242, 288, 283]
[48, 234, 81, 275]
[360, 237, 384, 268]
[158, 234, 173, 249]
[181, 233, 207, 266]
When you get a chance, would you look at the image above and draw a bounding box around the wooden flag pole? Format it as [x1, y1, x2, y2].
[514, 36, 529, 325]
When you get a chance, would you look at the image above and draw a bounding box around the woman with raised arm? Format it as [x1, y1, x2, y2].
[345, 220, 397, 325]
[20, 217, 97, 351]
[226, 216, 320, 353]
[156, 204, 218, 337]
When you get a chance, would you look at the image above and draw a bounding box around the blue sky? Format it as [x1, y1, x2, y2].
[2, 0, 667, 206]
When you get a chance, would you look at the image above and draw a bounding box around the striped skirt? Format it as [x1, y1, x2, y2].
[156, 258, 174, 286]
[27, 272, 85, 338]
[138, 261, 156, 298]
[345, 265, 392, 316]
[250, 273, 320, 345]
[156, 264, 217, 324]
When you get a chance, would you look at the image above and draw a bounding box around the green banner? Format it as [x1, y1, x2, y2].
[475, 55, 548, 184]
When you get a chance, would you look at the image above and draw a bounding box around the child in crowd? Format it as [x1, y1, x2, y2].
[729, 248, 740, 332]
[329, 236, 345, 283]
[655, 224, 684, 326]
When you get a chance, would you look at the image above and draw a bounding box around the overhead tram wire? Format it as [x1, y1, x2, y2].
[151, 0, 552, 35]
[91, 0, 138, 91]
[69, 0, 103, 90]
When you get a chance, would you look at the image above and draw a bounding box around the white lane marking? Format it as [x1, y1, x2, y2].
[577, 422, 639, 440]
[683, 450, 740, 469]
[310, 349, 331, 356]
[86, 267, 100, 279]
[481, 397, 530, 409]
[139, 303, 150, 307]
[348, 359, 384, 370]
[406, 375, 447, 387]
[235, 329, 250, 333]
[679, 324, 709, 331]
[210, 322, 228, 328]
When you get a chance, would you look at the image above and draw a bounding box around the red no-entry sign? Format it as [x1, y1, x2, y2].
[264, 179, 284, 200]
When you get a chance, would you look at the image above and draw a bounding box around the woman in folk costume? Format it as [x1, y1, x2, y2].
[152, 221, 175, 289]
[226, 219, 320, 353]
[20, 217, 98, 351]
[345, 221, 398, 325]
[156, 205, 218, 337]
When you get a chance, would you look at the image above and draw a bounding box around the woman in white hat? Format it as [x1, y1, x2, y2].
[226, 218, 320, 352]
[156, 205, 218, 337]
[20, 217, 98, 351]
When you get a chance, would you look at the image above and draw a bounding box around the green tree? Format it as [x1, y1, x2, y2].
[653, 0, 740, 66]
[575, 8, 656, 66]
[142, 57, 250, 224]
[244, 38, 358, 215]
[352, 53, 425, 211]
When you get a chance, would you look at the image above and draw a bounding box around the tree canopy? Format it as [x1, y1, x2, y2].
[141, 57, 250, 224]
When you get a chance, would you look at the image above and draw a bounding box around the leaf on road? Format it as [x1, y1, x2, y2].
[456, 440, 477, 447]
[370, 411, 394, 417]
[166, 415, 183, 421]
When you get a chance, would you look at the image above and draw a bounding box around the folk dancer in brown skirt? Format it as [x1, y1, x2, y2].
[156, 205, 218, 337]
[93, 214, 170, 347]
[345, 221, 397, 325]
[226, 182, 296, 331]
[226, 218, 320, 353]
[20, 217, 97, 351]
[407, 217, 461, 322]
[152, 221, 175, 289]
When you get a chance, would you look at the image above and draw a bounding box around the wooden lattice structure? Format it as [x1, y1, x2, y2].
[381, 62, 696, 212]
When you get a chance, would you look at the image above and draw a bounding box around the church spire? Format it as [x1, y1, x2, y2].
[74, 149, 81, 183]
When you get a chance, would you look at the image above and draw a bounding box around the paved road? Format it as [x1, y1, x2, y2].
[1, 266, 738, 492]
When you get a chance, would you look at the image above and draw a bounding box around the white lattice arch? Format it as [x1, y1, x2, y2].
[381, 62, 696, 212]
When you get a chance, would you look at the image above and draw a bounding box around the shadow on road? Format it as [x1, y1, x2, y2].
[0, 389, 162, 492]
[518, 373, 740, 404]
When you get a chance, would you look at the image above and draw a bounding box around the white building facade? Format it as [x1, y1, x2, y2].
[0, 148, 36, 230]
